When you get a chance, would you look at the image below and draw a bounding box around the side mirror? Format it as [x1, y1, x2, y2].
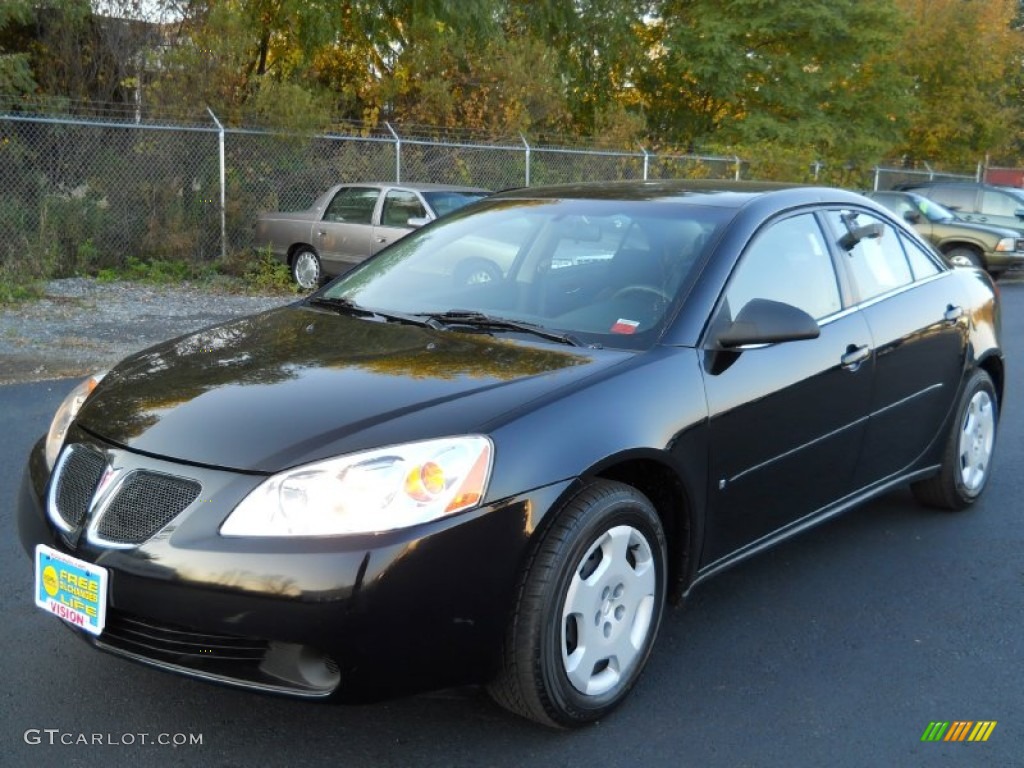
[838, 221, 884, 251]
[716, 298, 820, 348]
[903, 210, 922, 224]
[407, 216, 430, 228]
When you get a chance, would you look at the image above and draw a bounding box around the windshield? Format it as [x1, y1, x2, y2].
[319, 197, 732, 350]
[912, 194, 956, 222]
[423, 190, 490, 217]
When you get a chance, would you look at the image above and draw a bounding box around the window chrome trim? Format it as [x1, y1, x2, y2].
[849, 269, 951, 313]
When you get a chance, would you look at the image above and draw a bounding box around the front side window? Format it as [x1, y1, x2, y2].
[926, 185, 976, 213]
[724, 213, 841, 321]
[380, 190, 427, 228]
[825, 210, 913, 302]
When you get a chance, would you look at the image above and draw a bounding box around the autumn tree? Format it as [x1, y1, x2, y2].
[893, 0, 1024, 166]
[0, 1, 36, 102]
[638, 0, 911, 166]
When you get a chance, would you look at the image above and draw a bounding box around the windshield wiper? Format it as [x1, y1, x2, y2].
[307, 296, 369, 314]
[308, 296, 432, 327]
[418, 310, 584, 347]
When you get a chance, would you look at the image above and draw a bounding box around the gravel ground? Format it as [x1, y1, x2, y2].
[0, 278, 295, 384]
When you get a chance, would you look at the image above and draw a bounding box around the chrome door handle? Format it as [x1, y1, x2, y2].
[841, 344, 871, 370]
[375, 236, 388, 243]
[316, 230, 326, 237]
[944, 304, 964, 323]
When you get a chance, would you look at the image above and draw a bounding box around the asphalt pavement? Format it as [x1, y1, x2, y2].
[2, 286, 1022, 768]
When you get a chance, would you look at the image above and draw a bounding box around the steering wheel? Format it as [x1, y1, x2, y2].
[610, 284, 672, 303]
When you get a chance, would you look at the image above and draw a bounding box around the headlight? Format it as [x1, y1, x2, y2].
[995, 237, 1016, 252]
[220, 436, 493, 537]
[45, 372, 106, 470]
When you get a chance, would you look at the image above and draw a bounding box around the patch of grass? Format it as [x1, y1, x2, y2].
[0, 262, 45, 306]
[93, 256, 221, 286]
[238, 248, 301, 295]
[0, 278, 44, 305]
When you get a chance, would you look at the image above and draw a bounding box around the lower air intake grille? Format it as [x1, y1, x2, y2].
[100, 611, 268, 664]
[94, 472, 201, 545]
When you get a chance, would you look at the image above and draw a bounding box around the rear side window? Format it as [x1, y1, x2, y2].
[825, 210, 913, 302]
[899, 233, 943, 280]
[324, 187, 380, 224]
[980, 189, 1022, 218]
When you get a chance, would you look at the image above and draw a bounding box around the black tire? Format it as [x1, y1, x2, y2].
[291, 248, 322, 291]
[912, 368, 998, 510]
[453, 258, 501, 286]
[488, 479, 667, 728]
[944, 246, 983, 270]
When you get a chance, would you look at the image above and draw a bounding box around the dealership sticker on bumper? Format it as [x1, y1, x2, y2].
[34, 545, 107, 636]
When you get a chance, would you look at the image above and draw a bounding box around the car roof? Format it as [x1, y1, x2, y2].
[489, 179, 870, 209]
[339, 181, 490, 193]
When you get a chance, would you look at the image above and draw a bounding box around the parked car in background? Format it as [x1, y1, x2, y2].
[867, 190, 1024, 275]
[896, 180, 1024, 234]
[21, 181, 1002, 728]
[255, 182, 490, 289]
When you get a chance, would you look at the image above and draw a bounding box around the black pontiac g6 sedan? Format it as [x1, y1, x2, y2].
[19, 181, 1002, 728]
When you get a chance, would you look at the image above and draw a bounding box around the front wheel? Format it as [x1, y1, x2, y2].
[488, 480, 667, 728]
[291, 248, 322, 291]
[944, 246, 983, 270]
[912, 368, 998, 510]
[453, 258, 501, 286]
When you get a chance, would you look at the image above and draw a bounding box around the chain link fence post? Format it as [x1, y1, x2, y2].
[206, 108, 227, 260]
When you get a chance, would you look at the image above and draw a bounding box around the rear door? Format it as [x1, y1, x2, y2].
[316, 186, 381, 271]
[702, 211, 874, 564]
[821, 209, 968, 486]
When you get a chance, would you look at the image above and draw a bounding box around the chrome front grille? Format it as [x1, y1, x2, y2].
[52, 445, 106, 530]
[49, 443, 202, 548]
[94, 471, 202, 545]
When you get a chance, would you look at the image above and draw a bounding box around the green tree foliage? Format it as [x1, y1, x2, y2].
[0, 0, 37, 100]
[639, 0, 912, 164]
[1, 0, 1023, 168]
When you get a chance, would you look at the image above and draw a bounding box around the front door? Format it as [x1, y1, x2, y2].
[701, 211, 874, 566]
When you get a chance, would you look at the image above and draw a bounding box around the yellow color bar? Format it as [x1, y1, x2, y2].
[968, 721, 997, 742]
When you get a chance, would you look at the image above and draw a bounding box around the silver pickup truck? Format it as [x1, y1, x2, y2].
[255, 182, 490, 289]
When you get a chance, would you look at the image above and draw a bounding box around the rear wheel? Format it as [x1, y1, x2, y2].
[912, 368, 998, 510]
[488, 480, 667, 728]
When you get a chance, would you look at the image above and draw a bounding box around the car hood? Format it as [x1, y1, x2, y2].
[77, 305, 624, 472]
[937, 217, 1021, 239]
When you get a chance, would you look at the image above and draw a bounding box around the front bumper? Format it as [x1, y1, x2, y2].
[18, 433, 570, 701]
[985, 250, 1024, 273]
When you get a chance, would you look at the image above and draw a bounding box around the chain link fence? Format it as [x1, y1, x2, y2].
[0, 111, 751, 275]
[0, 108, 990, 278]
[871, 165, 979, 191]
